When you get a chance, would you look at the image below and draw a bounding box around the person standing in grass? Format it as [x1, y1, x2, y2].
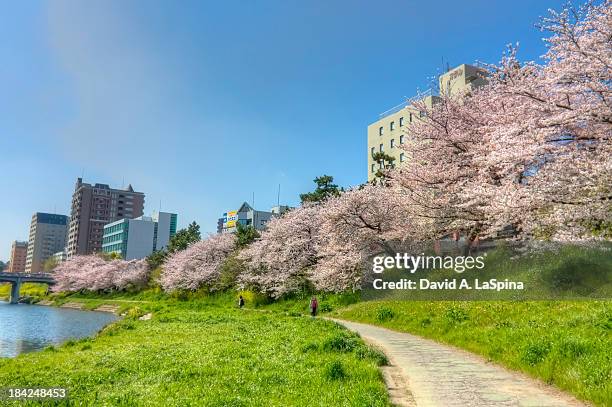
[310, 296, 318, 317]
[238, 295, 245, 309]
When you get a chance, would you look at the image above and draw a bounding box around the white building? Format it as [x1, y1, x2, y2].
[102, 212, 177, 260]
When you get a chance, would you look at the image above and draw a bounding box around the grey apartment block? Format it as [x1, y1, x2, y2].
[66, 178, 145, 257]
[25, 213, 68, 273]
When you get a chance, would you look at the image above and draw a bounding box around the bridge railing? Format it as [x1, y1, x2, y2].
[0, 272, 54, 279]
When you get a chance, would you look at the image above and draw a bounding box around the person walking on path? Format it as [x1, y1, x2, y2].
[310, 296, 318, 317]
[238, 295, 245, 309]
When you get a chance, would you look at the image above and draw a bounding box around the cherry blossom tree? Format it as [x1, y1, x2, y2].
[160, 233, 236, 292]
[53, 255, 149, 293]
[238, 205, 322, 297]
[312, 184, 414, 292]
[490, 0, 612, 239]
[239, 185, 415, 295]
[388, 0, 611, 242]
[114, 259, 150, 290]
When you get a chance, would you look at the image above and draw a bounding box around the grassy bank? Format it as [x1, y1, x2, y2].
[333, 300, 612, 406]
[0, 297, 390, 406]
[0, 283, 49, 301]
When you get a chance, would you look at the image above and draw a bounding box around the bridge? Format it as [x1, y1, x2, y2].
[0, 272, 55, 304]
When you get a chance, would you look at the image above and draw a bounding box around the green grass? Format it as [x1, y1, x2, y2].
[0, 283, 49, 301]
[333, 300, 612, 406]
[0, 298, 390, 406]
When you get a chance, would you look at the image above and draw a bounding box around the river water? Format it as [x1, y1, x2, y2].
[0, 301, 118, 357]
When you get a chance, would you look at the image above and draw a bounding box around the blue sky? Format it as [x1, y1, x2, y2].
[0, 0, 564, 260]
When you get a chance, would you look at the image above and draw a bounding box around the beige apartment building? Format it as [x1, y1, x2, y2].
[8, 241, 28, 273]
[66, 178, 145, 257]
[367, 64, 488, 181]
[25, 213, 68, 273]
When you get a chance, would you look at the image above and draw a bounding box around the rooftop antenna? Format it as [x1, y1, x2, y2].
[277, 184, 281, 207]
[252, 192, 255, 209]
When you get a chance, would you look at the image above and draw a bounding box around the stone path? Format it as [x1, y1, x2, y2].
[94, 304, 121, 313]
[60, 302, 84, 310]
[331, 319, 587, 407]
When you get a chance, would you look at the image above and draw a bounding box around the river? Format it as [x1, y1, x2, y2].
[0, 301, 117, 358]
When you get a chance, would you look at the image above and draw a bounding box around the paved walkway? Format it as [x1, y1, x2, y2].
[331, 319, 587, 407]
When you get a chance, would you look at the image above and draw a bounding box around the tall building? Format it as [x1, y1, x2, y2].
[217, 203, 291, 233]
[102, 212, 177, 260]
[367, 64, 488, 181]
[8, 241, 28, 273]
[25, 213, 68, 273]
[66, 178, 145, 257]
[367, 93, 440, 181]
[439, 64, 488, 98]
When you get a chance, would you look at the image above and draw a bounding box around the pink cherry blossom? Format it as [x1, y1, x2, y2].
[53, 255, 149, 293]
[238, 205, 322, 297]
[387, 1, 611, 242]
[160, 233, 236, 291]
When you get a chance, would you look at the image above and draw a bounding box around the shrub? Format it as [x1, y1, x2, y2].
[522, 341, 551, 365]
[376, 307, 394, 322]
[420, 317, 432, 327]
[301, 342, 319, 352]
[126, 306, 145, 320]
[356, 345, 388, 366]
[444, 306, 469, 323]
[323, 333, 359, 352]
[320, 303, 333, 313]
[557, 338, 590, 359]
[324, 361, 346, 380]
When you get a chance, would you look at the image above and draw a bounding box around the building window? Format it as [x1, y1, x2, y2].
[379, 143, 383, 152]
[379, 126, 383, 136]
[409, 113, 413, 123]
[400, 135, 405, 144]
[400, 153, 405, 162]
[371, 164, 375, 173]
[420, 111, 426, 118]
[390, 139, 395, 148]
[390, 121, 395, 131]
[399, 117, 404, 127]
[371, 147, 375, 156]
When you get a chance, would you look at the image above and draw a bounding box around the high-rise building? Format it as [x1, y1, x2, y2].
[8, 241, 28, 273]
[102, 212, 177, 260]
[66, 178, 145, 257]
[367, 64, 488, 181]
[25, 213, 68, 273]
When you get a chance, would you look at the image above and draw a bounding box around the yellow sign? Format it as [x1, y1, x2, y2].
[224, 211, 238, 229]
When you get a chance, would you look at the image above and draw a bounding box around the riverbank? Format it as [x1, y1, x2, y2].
[0, 282, 48, 303]
[0, 297, 390, 406]
[1, 290, 610, 405]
